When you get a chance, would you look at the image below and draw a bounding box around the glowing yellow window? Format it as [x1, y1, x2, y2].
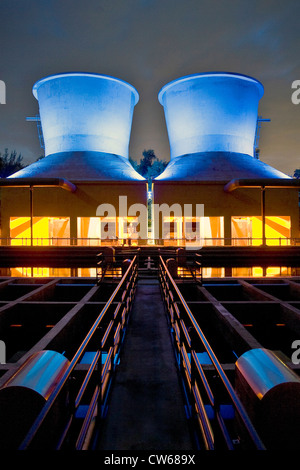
[231, 216, 290, 246]
[183, 216, 224, 246]
[10, 217, 70, 245]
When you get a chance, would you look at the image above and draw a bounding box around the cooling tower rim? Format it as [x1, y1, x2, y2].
[32, 72, 139, 104]
[158, 71, 264, 104]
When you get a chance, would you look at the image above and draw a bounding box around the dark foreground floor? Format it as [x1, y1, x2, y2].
[95, 278, 194, 451]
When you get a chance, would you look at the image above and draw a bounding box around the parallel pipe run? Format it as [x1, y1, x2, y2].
[158, 255, 265, 450]
[18, 255, 138, 450]
[1, 177, 77, 192]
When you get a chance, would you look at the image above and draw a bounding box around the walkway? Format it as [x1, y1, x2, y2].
[96, 278, 194, 451]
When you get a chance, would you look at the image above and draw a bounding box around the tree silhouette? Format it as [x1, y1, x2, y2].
[130, 149, 167, 179]
[0, 149, 24, 177]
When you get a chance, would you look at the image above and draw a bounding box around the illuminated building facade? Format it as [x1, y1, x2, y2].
[0, 71, 299, 277]
[153, 72, 299, 274]
[0, 73, 146, 275]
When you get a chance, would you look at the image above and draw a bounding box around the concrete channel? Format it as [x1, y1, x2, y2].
[96, 278, 194, 451]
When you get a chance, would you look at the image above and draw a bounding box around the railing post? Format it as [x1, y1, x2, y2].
[211, 373, 223, 449]
[98, 327, 104, 422]
[189, 326, 196, 425]
[189, 326, 196, 389]
[68, 375, 77, 417]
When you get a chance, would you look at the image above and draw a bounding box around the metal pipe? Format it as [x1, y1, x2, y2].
[2, 177, 77, 192]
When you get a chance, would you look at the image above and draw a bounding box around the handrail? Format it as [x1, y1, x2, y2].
[18, 255, 138, 450]
[1, 236, 299, 246]
[158, 255, 266, 450]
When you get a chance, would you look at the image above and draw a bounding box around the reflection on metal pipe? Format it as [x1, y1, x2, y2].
[235, 348, 300, 449]
[0, 350, 70, 449]
[2, 350, 70, 400]
[236, 348, 300, 399]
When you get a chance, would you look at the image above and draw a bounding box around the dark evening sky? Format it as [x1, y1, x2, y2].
[0, 0, 300, 175]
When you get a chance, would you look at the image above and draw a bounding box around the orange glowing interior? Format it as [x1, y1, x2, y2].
[10, 217, 70, 245]
[231, 216, 291, 246]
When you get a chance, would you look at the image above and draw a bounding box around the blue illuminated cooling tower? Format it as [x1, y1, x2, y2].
[156, 72, 289, 180]
[33, 72, 139, 158]
[158, 72, 263, 158]
[10, 72, 144, 181]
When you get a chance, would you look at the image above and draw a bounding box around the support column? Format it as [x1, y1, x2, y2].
[224, 215, 232, 246]
[261, 186, 266, 246]
[30, 186, 33, 247]
[70, 216, 78, 276]
[224, 215, 232, 276]
[70, 216, 77, 246]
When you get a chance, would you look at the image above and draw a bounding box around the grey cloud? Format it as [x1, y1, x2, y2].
[0, 0, 299, 173]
